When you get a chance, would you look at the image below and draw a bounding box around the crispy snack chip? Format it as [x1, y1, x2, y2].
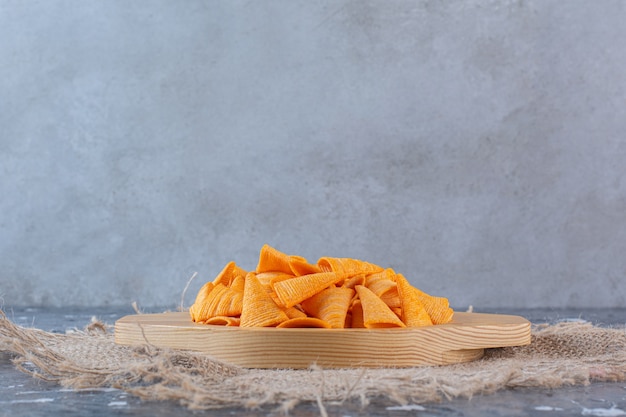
[365, 269, 398, 299]
[191, 283, 243, 321]
[301, 287, 354, 329]
[230, 275, 245, 293]
[355, 285, 406, 328]
[283, 306, 307, 319]
[189, 244, 455, 329]
[394, 274, 433, 327]
[341, 274, 366, 289]
[255, 271, 292, 290]
[317, 257, 384, 276]
[212, 261, 247, 287]
[350, 299, 365, 328]
[189, 281, 214, 322]
[256, 244, 292, 274]
[203, 316, 241, 326]
[240, 273, 289, 327]
[414, 287, 454, 325]
[288, 255, 321, 276]
[273, 272, 343, 308]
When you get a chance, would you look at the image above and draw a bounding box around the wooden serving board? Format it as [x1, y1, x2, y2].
[114, 312, 530, 369]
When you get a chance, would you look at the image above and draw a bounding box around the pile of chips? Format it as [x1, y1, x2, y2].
[189, 244, 454, 329]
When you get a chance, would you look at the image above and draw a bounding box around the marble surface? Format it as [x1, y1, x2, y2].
[1, 307, 625, 416]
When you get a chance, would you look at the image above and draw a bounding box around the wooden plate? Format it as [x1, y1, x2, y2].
[114, 312, 530, 369]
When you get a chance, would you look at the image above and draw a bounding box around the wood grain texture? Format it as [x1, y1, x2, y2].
[114, 312, 530, 369]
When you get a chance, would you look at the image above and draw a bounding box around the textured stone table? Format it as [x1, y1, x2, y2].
[1, 307, 625, 417]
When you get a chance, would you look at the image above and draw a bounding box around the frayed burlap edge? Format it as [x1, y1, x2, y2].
[1, 310, 625, 412]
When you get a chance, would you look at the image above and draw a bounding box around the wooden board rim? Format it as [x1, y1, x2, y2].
[114, 311, 531, 369]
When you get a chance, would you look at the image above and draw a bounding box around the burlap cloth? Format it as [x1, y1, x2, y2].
[1, 310, 625, 412]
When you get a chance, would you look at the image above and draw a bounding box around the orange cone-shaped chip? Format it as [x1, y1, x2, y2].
[256, 244, 293, 274]
[355, 285, 406, 328]
[365, 269, 398, 299]
[395, 274, 452, 325]
[190, 283, 225, 322]
[273, 272, 343, 308]
[193, 283, 243, 321]
[415, 288, 454, 324]
[282, 305, 308, 319]
[255, 272, 293, 290]
[341, 274, 366, 289]
[380, 292, 402, 309]
[350, 299, 365, 328]
[217, 286, 244, 317]
[394, 274, 432, 327]
[189, 281, 214, 322]
[230, 275, 245, 292]
[212, 261, 247, 287]
[289, 255, 321, 276]
[240, 272, 289, 327]
[301, 287, 355, 328]
[317, 257, 383, 276]
[203, 316, 241, 326]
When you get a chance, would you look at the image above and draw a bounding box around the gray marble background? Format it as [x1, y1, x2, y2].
[1, 1, 625, 309]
